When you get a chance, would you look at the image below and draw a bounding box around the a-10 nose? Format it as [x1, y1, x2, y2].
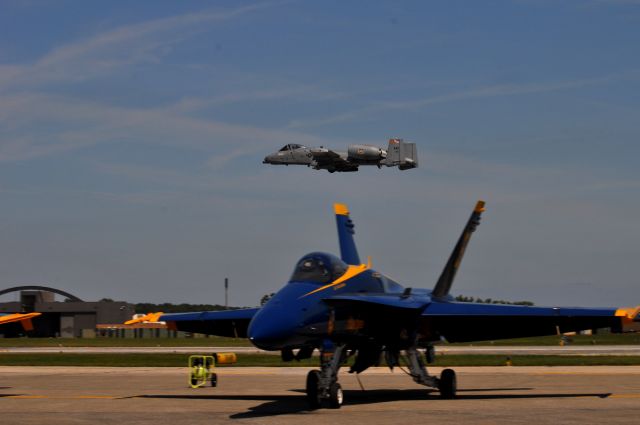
[263, 154, 276, 164]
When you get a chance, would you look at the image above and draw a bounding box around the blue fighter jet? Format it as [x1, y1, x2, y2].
[0, 312, 40, 331]
[133, 202, 639, 409]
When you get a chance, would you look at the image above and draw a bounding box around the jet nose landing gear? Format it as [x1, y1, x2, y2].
[306, 343, 347, 409]
[328, 382, 344, 408]
[306, 370, 321, 409]
[306, 371, 345, 410]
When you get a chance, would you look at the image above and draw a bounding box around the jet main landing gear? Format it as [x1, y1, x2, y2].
[305, 344, 456, 408]
[438, 367, 457, 399]
[405, 346, 457, 399]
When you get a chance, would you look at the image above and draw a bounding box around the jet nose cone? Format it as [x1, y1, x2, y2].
[263, 155, 273, 164]
[247, 309, 297, 350]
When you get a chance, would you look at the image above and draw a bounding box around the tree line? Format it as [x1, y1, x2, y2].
[134, 302, 241, 313]
[99, 295, 533, 313]
[454, 295, 534, 306]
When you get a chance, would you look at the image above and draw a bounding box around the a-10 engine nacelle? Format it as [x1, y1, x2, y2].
[347, 144, 387, 162]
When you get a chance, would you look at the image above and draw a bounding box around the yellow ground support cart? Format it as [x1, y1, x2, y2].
[188, 353, 237, 388]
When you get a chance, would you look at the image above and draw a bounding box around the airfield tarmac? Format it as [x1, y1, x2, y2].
[4, 345, 640, 355]
[2, 366, 640, 424]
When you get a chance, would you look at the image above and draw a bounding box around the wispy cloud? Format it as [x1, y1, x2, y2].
[169, 85, 347, 113]
[0, 2, 281, 92]
[590, 0, 640, 5]
[0, 1, 360, 166]
[589, 179, 640, 190]
[0, 92, 335, 163]
[287, 74, 621, 128]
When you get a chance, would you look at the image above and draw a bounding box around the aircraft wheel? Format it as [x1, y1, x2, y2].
[211, 372, 218, 387]
[439, 368, 457, 399]
[306, 370, 321, 409]
[328, 382, 343, 409]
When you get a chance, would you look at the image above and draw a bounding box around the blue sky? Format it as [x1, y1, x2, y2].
[0, 0, 638, 307]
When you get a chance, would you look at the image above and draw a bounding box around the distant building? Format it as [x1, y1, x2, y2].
[0, 286, 134, 338]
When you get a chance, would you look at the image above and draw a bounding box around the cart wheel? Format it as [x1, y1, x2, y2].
[211, 372, 218, 387]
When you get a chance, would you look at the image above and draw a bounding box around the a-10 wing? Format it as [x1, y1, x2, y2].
[309, 148, 358, 172]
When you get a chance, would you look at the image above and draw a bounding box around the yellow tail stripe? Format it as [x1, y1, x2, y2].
[334, 203, 350, 216]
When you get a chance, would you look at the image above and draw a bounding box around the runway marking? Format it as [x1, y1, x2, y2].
[4, 395, 119, 400]
[608, 394, 640, 399]
[6, 395, 46, 399]
[533, 372, 640, 376]
[4, 392, 639, 400]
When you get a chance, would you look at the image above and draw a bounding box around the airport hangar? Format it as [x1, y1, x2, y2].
[2, 286, 636, 338]
[0, 286, 137, 338]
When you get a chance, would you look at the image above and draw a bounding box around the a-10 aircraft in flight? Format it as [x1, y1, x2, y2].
[131, 202, 639, 409]
[263, 138, 418, 172]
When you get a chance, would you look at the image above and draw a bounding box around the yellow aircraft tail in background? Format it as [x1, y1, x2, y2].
[0, 312, 41, 331]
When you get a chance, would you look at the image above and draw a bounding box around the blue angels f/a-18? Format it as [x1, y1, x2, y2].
[262, 138, 418, 172]
[130, 202, 639, 409]
[0, 312, 40, 331]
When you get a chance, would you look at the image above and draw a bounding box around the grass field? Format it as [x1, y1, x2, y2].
[0, 337, 253, 347]
[1, 333, 639, 347]
[448, 333, 640, 346]
[1, 353, 640, 367]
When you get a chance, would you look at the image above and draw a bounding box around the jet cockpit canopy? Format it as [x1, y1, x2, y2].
[290, 252, 347, 284]
[279, 144, 306, 151]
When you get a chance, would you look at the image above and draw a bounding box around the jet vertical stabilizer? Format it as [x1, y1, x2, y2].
[432, 200, 485, 299]
[334, 203, 361, 265]
[385, 138, 418, 170]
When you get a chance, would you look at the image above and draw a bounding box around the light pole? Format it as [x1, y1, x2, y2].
[224, 277, 228, 309]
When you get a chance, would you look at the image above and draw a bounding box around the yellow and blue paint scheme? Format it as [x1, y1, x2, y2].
[142, 202, 638, 357]
[0, 312, 41, 331]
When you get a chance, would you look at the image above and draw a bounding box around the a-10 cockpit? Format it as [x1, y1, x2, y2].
[263, 138, 418, 173]
[279, 144, 307, 152]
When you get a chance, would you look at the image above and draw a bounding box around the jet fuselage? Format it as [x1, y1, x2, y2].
[247, 252, 414, 351]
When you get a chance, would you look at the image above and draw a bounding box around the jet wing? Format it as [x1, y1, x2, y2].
[0, 312, 41, 331]
[422, 302, 639, 342]
[323, 295, 637, 342]
[129, 308, 260, 338]
[309, 149, 358, 172]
